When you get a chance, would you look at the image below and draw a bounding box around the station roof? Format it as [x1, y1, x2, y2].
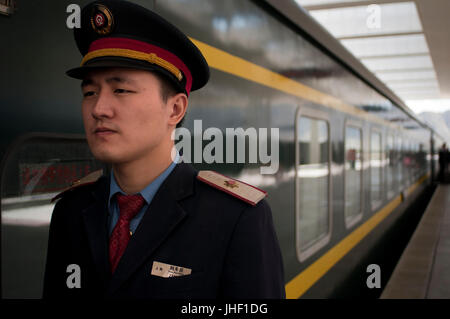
[295, 0, 450, 109]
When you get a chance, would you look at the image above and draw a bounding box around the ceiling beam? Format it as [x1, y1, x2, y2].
[337, 31, 423, 40]
[400, 92, 440, 97]
[373, 68, 434, 74]
[301, 0, 412, 11]
[357, 52, 429, 60]
[395, 88, 440, 94]
[384, 78, 436, 83]
[389, 83, 438, 89]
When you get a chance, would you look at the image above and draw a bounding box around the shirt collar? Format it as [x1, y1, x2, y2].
[108, 152, 180, 206]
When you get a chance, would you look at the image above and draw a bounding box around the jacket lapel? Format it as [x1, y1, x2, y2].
[107, 163, 196, 295]
[81, 176, 111, 286]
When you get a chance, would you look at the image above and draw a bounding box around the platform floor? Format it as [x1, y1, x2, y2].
[381, 183, 450, 299]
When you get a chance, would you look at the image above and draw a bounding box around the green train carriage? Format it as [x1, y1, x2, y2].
[0, 0, 440, 298]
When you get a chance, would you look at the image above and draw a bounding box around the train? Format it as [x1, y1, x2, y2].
[0, 0, 445, 298]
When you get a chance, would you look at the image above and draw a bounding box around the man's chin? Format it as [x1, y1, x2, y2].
[91, 149, 123, 164]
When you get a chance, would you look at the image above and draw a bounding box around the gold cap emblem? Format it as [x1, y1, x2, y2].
[91, 4, 114, 35]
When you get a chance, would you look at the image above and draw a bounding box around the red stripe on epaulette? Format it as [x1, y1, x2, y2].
[196, 171, 267, 206]
[208, 170, 268, 195]
[196, 175, 257, 206]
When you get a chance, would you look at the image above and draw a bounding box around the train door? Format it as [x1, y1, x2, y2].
[294, 105, 332, 262]
[343, 119, 364, 229]
[369, 127, 383, 211]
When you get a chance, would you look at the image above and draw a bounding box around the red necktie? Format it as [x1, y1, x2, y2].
[109, 193, 145, 273]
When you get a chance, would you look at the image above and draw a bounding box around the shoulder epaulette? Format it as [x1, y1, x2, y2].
[196, 170, 267, 206]
[51, 169, 103, 202]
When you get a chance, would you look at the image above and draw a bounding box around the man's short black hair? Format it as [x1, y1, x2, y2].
[152, 71, 186, 128]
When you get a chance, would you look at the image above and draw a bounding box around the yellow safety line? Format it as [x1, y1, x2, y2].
[285, 172, 429, 299]
[190, 38, 395, 129]
[406, 173, 429, 197]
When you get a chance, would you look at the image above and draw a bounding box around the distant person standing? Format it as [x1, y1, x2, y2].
[438, 143, 449, 182]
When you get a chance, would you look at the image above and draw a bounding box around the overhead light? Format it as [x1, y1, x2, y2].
[361, 55, 434, 72]
[376, 70, 437, 82]
[341, 34, 429, 58]
[295, 0, 370, 6]
[406, 99, 450, 113]
[308, 2, 422, 39]
[388, 80, 439, 89]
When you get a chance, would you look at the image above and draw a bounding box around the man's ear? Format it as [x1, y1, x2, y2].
[167, 93, 188, 127]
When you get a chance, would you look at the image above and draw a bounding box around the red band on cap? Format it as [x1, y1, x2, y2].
[87, 37, 192, 94]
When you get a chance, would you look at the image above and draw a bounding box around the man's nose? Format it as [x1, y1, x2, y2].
[92, 90, 114, 119]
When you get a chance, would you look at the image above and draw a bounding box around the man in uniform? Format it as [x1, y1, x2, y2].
[43, 0, 285, 298]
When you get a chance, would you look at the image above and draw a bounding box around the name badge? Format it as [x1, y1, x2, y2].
[151, 261, 192, 278]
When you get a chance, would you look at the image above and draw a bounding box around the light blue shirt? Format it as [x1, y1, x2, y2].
[108, 153, 179, 236]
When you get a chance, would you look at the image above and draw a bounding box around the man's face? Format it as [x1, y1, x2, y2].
[81, 68, 172, 164]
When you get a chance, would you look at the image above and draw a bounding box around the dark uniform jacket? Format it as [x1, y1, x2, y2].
[43, 163, 285, 299]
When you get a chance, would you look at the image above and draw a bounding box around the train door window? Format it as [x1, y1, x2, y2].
[409, 141, 415, 184]
[370, 130, 383, 210]
[295, 110, 331, 262]
[386, 134, 395, 199]
[404, 139, 412, 185]
[344, 124, 363, 228]
[396, 136, 403, 190]
[415, 143, 422, 179]
[412, 143, 417, 181]
[410, 142, 415, 182]
[419, 142, 427, 177]
[412, 143, 418, 179]
[1, 134, 104, 298]
[402, 137, 408, 187]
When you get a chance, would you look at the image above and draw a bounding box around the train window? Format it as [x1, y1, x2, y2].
[416, 143, 423, 179]
[386, 134, 395, 199]
[396, 136, 403, 190]
[344, 125, 363, 228]
[412, 143, 418, 179]
[410, 142, 416, 182]
[403, 139, 411, 185]
[413, 144, 416, 178]
[1, 134, 104, 298]
[410, 141, 415, 183]
[370, 130, 383, 209]
[419, 143, 426, 177]
[295, 114, 331, 261]
[402, 137, 408, 187]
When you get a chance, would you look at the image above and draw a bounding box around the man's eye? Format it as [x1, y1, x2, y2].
[83, 91, 96, 97]
[115, 89, 130, 94]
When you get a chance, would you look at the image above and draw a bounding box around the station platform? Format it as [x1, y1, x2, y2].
[381, 183, 450, 299]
